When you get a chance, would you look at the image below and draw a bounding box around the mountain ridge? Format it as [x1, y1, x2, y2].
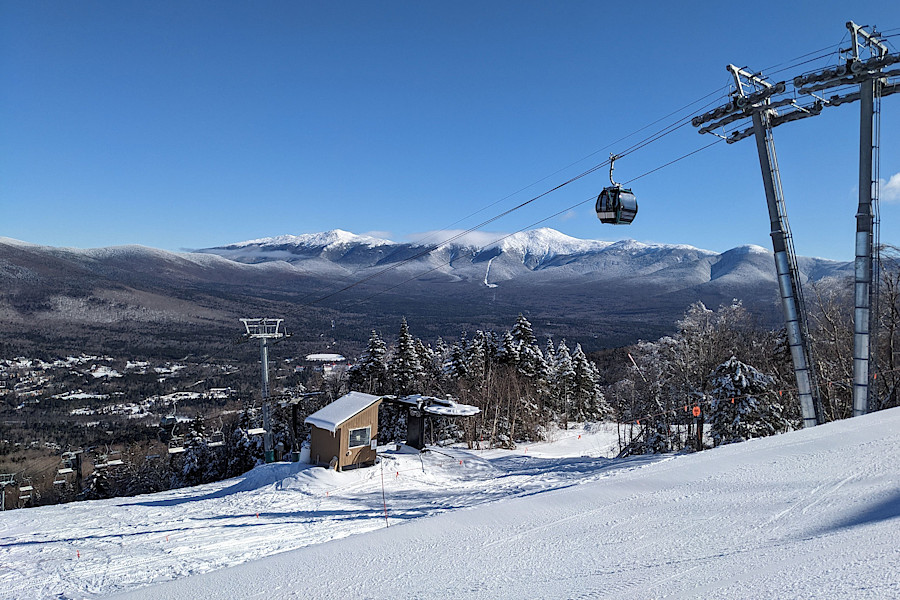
[0, 229, 853, 355]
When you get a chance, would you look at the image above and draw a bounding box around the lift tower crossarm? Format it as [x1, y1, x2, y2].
[845, 21, 889, 61]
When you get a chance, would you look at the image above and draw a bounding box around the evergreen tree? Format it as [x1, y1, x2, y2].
[497, 330, 519, 365]
[510, 315, 545, 380]
[511, 314, 537, 348]
[544, 337, 556, 368]
[707, 356, 787, 446]
[348, 330, 388, 394]
[446, 340, 469, 380]
[553, 341, 576, 427]
[388, 318, 424, 395]
[466, 330, 497, 383]
[571, 343, 606, 420]
[414, 338, 443, 392]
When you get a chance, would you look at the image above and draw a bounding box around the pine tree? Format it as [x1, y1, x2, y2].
[414, 338, 443, 392]
[571, 343, 606, 421]
[466, 330, 497, 383]
[348, 330, 388, 394]
[446, 340, 468, 380]
[388, 318, 424, 395]
[511, 314, 537, 348]
[553, 341, 576, 427]
[497, 330, 519, 365]
[707, 356, 787, 446]
[544, 337, 556, 367]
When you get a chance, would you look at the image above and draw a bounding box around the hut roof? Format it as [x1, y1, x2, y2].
[304, 392, 381, 433]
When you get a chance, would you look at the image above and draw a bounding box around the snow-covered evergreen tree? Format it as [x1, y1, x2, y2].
[414, 338, 443, 392]
[510, 315, 545, 380]
[571, 343, 606, 421]
[497, 330, 519, 365]
[348, 330, 388, 394]
[551, 341, 576, 426]
[707, 356, 787, 446]
[446, 339, 469, 380]
[544, 337, 556, 368]
[466, 330, 497, 383]
[388, 318, 424, 395]
[511, 314, 537, 348]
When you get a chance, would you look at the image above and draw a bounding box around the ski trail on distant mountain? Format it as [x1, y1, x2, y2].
[483, 257, 498, 288]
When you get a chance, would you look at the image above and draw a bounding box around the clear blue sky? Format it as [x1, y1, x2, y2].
[2, 1, 899, 260]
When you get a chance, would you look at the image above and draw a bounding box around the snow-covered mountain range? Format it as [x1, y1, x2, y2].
[196, 227, 848, 288]
[0, 229, 852, 353]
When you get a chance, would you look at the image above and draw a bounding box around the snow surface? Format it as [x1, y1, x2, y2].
[486, 227, 614, 257]
[1, 413, 899, 599]
[303, 391, 381, 432]
[304, 353, 347, 362]
[206, 227, 715, 264]
[228, 229, 394, 250]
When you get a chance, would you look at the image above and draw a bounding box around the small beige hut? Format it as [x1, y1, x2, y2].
[305, 392, 381, 471]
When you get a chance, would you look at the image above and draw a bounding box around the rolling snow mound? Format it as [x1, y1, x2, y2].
[2, 412, 899, 598]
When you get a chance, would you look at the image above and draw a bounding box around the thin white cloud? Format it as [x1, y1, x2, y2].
[558, 209, 578, 221]
[361, 230, 394, 241]
[881, 172, 900, 203]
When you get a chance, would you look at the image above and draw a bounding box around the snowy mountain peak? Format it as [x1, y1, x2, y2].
[229, 229, 395, 250]
[727, 244, 771, 255]
[489, 228, 612, 257]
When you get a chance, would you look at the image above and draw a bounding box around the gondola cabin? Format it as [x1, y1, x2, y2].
[595, 185, 638, 225]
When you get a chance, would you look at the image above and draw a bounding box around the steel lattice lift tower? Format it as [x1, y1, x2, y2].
[241, 318, 288, 463]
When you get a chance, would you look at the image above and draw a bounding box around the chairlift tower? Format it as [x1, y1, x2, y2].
[0, 473, 15, 511]
[241, 318, 287, 463]
[793, 22, 900, 416]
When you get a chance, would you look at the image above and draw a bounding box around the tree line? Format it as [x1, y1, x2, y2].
[12, 250, 900, 508]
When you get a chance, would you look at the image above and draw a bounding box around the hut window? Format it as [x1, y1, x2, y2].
[348, 426, 371, 448]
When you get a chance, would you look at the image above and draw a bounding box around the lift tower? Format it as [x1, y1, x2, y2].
[793, 22, 900, 416]
[693, 66, 825, 428]
[849, 22, 888, 417]
[241, 318, 287, 463]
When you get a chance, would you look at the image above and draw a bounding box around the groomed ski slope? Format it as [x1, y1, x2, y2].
[3, 413, 899, 599]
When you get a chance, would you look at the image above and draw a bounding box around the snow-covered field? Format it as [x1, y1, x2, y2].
[2, 414, 898, 599]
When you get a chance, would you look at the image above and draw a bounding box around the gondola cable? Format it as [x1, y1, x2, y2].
[345, 138, 724, 307]
[300, 94, 731, 307]
[291, 90, 732, 307]
[292, 31, 881, 309]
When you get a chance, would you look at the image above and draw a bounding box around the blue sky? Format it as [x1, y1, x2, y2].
[2, 1, 899, 260]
